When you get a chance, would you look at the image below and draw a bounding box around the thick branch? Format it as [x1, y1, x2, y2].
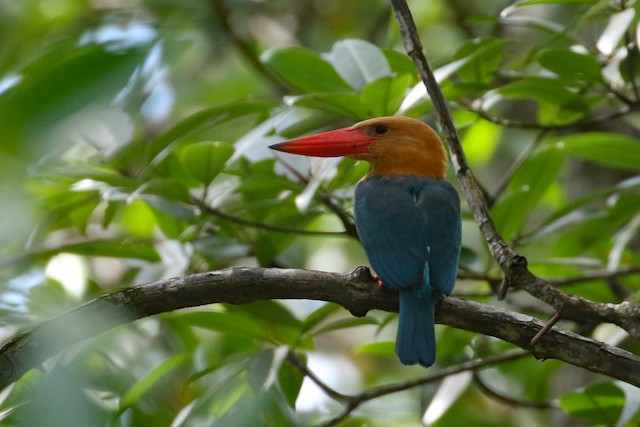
[1, 267, 639, 390]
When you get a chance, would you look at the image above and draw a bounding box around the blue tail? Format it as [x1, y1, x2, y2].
[396, 289, 436, 367]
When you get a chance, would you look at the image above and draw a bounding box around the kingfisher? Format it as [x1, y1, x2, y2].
[270, 116, 461, 367]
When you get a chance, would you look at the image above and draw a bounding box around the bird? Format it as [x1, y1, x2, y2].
[270, 116, 461, 367]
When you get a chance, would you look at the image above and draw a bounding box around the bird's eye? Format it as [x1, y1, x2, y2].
[374, 124, 388, 135]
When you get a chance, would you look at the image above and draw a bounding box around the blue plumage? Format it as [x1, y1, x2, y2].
[269, 115, 461, 367]
[355, 175, 461, 367]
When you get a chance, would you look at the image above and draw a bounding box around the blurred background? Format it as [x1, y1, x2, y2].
[0, 0, 639, 426]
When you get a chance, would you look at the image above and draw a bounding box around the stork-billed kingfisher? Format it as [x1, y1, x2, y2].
[270, 116, 461, 367]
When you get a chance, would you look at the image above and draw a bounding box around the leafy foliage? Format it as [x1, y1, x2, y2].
[0, 1, 639, 426]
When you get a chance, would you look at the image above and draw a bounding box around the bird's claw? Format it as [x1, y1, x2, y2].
[372, 274, 385, 288]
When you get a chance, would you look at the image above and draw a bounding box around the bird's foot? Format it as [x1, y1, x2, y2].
[372, 274, 386, 288]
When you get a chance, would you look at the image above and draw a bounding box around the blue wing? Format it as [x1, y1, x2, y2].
[354, 175, 461, 295]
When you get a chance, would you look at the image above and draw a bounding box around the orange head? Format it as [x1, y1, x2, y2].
[269, 116, 447, 179]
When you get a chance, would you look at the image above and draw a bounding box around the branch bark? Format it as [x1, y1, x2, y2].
[1, 267, 639, 390]
[389, 0, 640, 336]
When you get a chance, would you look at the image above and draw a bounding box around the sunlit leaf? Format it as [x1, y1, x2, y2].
[461, 120, 501, 166]
[423, 372, 473, 425]
[355, 341, 395, 358]
[121, 198, 157, 238]
[247, 348, 287, 393]
[328, 39, 392, 90]
[596, 9, 635, 55]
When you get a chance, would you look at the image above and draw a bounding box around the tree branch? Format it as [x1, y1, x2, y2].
[192, 196, 348, 237]
[472, 372, 558, 409]
[389, 0, 640, 337]
[1, 267, 640, 391]
[390, 0, 516, 270]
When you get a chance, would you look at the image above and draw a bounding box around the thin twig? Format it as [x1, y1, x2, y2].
[316, 350, 530, 426]
[192, 197, 349, 237]
[530, 311, 562, 346]
[472, 372, 558, 409]
[318, 191, 359, 239]
[461, 101, 633, 131]
[286, 352, 351, 402]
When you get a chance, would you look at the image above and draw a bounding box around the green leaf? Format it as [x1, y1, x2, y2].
[291, 92, 368, 119]
[28, 279, 73, 317]
[453, 37, 507, 84]
[537, 176, 640, 237]
[560, 382, 625, 425]
[278, 355, 305, 408]
[247, 348, 285, 394]
[0, 44, 147, 156]
[301, 303, 341, 334]
[0, 238, 160, 270]
[496, 78, 591, 124]
[355, 341, 395, 358]
[361, 74, 414, 116]
[312, 316, 379, 336]
[539, 49, 602, 82]
[492, 145, 566, 240]
[119, 353, 190, 410]
[554, 132, 640, 170]
[497, 77, 585, 108]
[518, 0, 598, 5]
[261, 46, 351, 92]
[53, 239, 160, 261]
[101, 200, 119, 229]
[383, 49, 419, 76]
[177, 311, 272, 342]
[111, 101, 270, 172]
[121, 198, 157, 238]
[461, 120, 502, 166]
[227, 301, 301, 330]
[328, 39, 392, 90]
[179, 141, 234, 186]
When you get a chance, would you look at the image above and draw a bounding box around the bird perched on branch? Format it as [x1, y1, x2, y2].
[270, 116, 461, 367]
